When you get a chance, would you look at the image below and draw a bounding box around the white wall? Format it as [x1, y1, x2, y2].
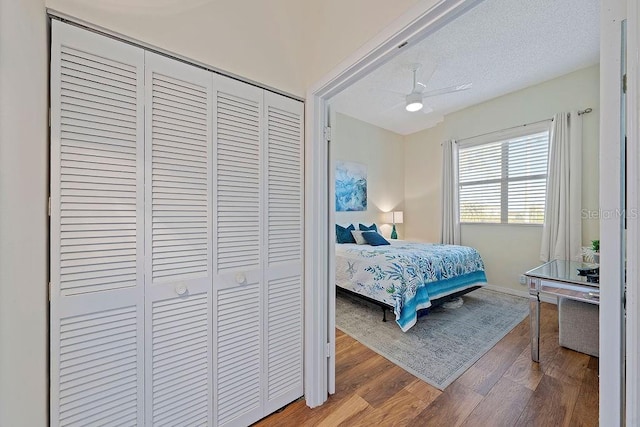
[404, 65, 600, 293]
[45, 0, 426, 97]
[333, 113, 405, 238]
[47, 0, 307, 96]
[0, 1, 427, 425]
[0, 0, 49, 426]
[302, 0, 423, 87]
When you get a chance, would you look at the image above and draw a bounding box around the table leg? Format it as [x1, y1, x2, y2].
[529, 291, 540, 362]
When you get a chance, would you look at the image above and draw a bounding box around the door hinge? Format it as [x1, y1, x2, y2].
[48, 282, 52, 302]
[48, 107, 51, 128]
[323, 126, 331, 142]
[326, 342, 332, 358]
[623, 73, 627, 94]
[48, 196, 51, 217]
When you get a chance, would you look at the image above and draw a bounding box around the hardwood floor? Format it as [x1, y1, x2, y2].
[255, 302, 599, 426]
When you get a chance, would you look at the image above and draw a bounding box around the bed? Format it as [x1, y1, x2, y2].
[335, 240, 487, 332]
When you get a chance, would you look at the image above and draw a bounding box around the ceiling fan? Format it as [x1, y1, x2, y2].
[398, 63, 472, 113]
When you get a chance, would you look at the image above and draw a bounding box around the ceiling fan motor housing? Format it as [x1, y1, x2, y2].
[405, 92, 423, 112]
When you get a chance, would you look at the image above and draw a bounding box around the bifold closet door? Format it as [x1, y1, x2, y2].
[50, 21, 145, 426]
[212, 75, 304, 426]
[212, 75, 265, 427]
[263, 92, 304, 414]
[144, 52, 214, 426]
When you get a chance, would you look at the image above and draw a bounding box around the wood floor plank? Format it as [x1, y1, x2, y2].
[404, 379, 442, 406]
[336, 352, 396, 395]
[515, 374, 581, 427]
[569, 366, 599, 427]
[455, 320, 530, 395]
[503, 346, 545, 391]
[356, 363, 417, 408]
[335, 338, 377, 377]
[545, 347, 590, 387]
[255, 302, 598, 427]
[317, 394, 370, 427]
[408, 382, 484, 427]
[344, 389, 431, 427]
[460, 377, 533, 427]
[455, 348, 521, 396]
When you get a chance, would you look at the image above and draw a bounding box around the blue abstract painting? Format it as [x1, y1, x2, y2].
[335, 161, 367, 211]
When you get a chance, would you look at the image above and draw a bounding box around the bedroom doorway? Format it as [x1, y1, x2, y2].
[305, 0, 633, 422]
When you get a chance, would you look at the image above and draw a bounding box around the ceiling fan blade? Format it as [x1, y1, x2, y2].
[380, 100, 405, 113]
[421, 83, 472, 99]
[372, 87, 405, 96]
[421, 104, 434, 114]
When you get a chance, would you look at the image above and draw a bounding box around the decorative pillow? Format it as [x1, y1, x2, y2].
[336, 224, 356, 244]
[350, 230, 368, 245]
[359, 223, 378, 232]
[362, 231, 390, 246]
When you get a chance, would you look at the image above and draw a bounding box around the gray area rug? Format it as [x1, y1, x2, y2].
[336, 288, 529, 390]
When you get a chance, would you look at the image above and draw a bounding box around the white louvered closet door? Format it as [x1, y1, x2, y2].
[50, 21, 145, 426]
[263, 92, 304, 414]
[212, 75, 265, 427]
[144, 52, 214, 426]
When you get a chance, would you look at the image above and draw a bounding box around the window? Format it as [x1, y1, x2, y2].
[458, 129, 549, 224]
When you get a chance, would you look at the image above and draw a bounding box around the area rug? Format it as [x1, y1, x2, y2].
[335, 288, 529, 390]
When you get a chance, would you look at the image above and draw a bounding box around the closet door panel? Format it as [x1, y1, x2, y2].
[144, 52, 213, 427]
[212, 75, 264, 427]
[50, 20, 145, 427]
[263, 92, 304, 412]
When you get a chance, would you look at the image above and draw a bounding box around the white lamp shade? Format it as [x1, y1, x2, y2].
[392, 211, 403, 224]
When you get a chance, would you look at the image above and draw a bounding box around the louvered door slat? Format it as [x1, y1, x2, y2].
[51, 21, 145, 427]
[144, 51, 213, 427]
[215, 79, 262, 273]
[263, 92, 304, 414]
[216, 284, 261, 426]
[266, 102, 302, 265]
[212, 75, 265, 427]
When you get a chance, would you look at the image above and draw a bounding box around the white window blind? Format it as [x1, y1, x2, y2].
[458, 130, 549, 224]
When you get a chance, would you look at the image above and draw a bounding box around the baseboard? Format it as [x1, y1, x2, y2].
[483, 284, 558, 305]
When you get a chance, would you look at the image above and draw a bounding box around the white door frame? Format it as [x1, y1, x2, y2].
[600, 0, 629, 424]
[626, 0, 639, 424]
[303, 1, 632, 422]
[303, 0, 487, 407]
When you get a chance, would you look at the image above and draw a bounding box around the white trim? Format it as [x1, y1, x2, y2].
[327, 103, 336, 395]
[304, 94, 329, 407]
[304, 0, 487, 408]
[600, 0, 627, 424]
[626, 0, 639, 423]
[483, 284, 558, 305]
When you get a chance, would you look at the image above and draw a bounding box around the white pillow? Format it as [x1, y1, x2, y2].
[351, 230, 368, 245]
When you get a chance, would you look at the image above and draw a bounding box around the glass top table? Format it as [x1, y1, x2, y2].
[524, 259, 600, 362]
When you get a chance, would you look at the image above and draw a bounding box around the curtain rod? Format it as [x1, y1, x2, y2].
[455, 118, 551, 144]
[454, 107, 593, 144]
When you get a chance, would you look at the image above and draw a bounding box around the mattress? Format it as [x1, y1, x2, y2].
[335, 240, 487, 331]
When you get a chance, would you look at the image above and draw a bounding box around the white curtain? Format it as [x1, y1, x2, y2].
[540, 111, 583, 262]
[441, 139, 460, 245]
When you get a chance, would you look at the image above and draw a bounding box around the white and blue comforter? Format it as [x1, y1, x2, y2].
[335, 240, 487, 332]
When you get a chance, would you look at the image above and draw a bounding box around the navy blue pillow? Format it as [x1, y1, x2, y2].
[359, 223, 378, 232]
[362, 231, 390, 246]
[336, 224, 356, 244]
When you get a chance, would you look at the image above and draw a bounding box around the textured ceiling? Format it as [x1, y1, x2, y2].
[330, 0, 600, 135]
